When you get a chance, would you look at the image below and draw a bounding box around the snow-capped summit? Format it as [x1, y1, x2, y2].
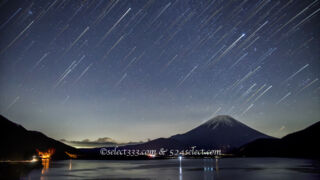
[202, 115, 242, 129]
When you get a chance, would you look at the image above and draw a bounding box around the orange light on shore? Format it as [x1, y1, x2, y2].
[36, 149, 55, 175]
[36, 148, 55, 159]
[65, 151, 78, 159]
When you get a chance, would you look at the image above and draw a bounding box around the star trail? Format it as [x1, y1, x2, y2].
[0, 0, 319, 142]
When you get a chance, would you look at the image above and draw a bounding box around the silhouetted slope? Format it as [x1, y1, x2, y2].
[123, 115, 273, 152]
[0, 115, 77, 160]
[171, 115, 273, 150]
[239, 121, 320, 158]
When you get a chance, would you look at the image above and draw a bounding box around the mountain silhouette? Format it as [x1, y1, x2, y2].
[171, 115, 273, 150]
[0, 115, 77, 160]
[123, 115, 273, 152]
[238, 121, 320, 158]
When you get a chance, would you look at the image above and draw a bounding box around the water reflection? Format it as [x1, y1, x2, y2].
[216, 158, 219, 175]
[69, 159, 72, 171]
[41, 159, 50, 175]
[179, 157, 183, 180]
[18, 158, 320, 180]
[40, 159, 50, 180]
[178, 157, 220, 180]
[203, 158, 216, 180]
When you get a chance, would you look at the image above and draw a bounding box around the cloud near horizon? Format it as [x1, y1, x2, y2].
[60, 137, 144, 148]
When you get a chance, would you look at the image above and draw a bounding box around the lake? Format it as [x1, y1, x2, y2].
[16, 158, 320, 179]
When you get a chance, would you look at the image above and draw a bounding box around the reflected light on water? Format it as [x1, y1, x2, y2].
[202, 158, 221, 180]
[41, 159, 50, 175]
[178, 156, 183, 180]
[179, 166, 183, 180]
[215, 158, 219, 174]
[69, 160, 72, 171]
[19, 158, 318, 180]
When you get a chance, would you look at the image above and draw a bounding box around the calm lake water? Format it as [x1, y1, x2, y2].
[19, 158, 320, 180]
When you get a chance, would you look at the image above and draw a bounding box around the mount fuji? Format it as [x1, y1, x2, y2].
[123, 115, 274, 152]
[171, 115, 273, 150]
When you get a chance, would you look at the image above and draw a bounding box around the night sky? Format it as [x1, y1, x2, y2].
[0, 0, 319, 146]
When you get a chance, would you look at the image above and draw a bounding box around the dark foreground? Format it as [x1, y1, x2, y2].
[2, 158, 320, 180]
